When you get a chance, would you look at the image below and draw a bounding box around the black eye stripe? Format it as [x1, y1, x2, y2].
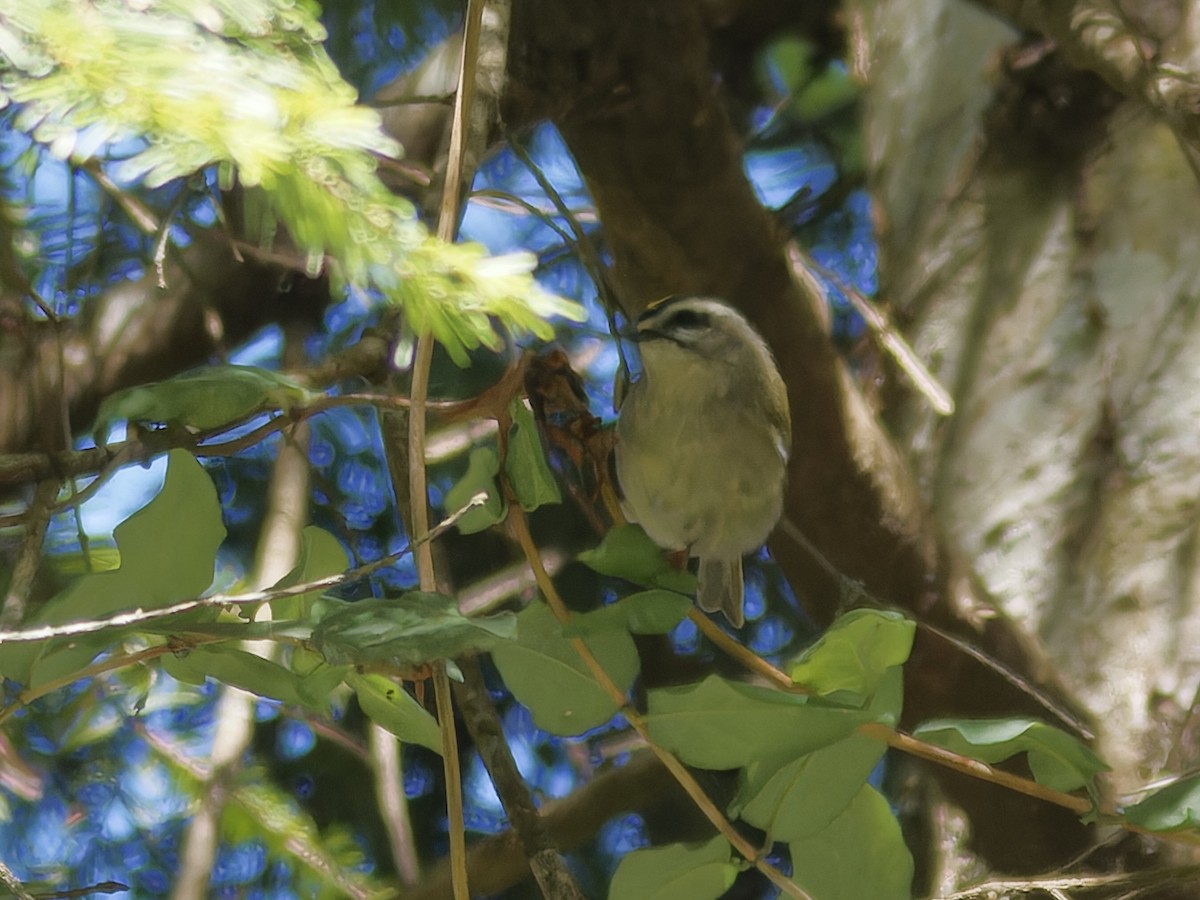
[645, 307, 711, 332]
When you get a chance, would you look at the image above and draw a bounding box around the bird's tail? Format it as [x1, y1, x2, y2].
[698, 557, 744, 628]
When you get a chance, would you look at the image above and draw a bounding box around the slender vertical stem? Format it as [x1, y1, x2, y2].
[409, 333, 468, 900]
[436, 0, 485, 241]
[433, 657, 469, 899]
[408, 3, 487, 895]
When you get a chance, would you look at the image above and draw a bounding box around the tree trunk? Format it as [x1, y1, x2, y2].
[857, 0, 1200, 878]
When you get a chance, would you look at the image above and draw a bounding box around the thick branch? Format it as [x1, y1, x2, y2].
[974, 0, 1200, 163]
[0, 230, 327, 455]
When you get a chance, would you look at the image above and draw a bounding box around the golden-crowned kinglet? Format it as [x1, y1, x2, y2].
[615, 296, 791, 627]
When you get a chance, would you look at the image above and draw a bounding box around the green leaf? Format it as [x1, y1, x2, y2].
[608, 835, 736, 900]
[505, 397, 561, 511]
[79, 450, 223, 609]
[734, 733, 887, 841]
[444, 447, 506, 534]
[792, 63, 860, 122]
[0, 450, 225, 687]
[790, 785, 913, 900]
[295, 662, 353, 711]
[865, 665, 905, 726]
[93, 365, 315, 442]
[1125, 774, 1200, 832]
[491, 601, 638, 736]
[162, 646, 306, 707]
[58, 691, 125, 751]
[311, 592, 516, 667]
[789, 609, 915, 701]
[912, 717, 1109, 796]
[268, 526, 351, 620]
[644, 676, 872, 770]
[564, 591, 692, 638]
[349, 673, 441, 753]
[579, 524, 696, 594]
[759, 36, 816, 97]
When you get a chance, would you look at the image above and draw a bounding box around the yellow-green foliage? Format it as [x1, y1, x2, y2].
[0, 0, 584, 363]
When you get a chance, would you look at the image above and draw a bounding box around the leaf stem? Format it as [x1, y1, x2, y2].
[688, 609, 810, 694]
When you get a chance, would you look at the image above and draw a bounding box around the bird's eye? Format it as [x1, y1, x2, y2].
[664, 308, 710, 331]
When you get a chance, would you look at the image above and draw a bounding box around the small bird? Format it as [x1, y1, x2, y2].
[615, 295, 791, 627]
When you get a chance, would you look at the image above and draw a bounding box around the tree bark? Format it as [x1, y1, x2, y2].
[858, 0, 1200, 883]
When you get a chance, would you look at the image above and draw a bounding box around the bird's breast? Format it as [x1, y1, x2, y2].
[616, 387, 786, 558]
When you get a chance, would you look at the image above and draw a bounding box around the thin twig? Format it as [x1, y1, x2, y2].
[934, 864, 1200, 899]
[688, 608, 809, 694]
[786, 241, 955, 416]
[694, 606, 1200, 849]
[0, 638, 223, 727]
[0, 494, 486, 645]
[468, 188, 598, 227]
[33, 880, 128, 899]
[0, 391, 461, 527]
[860, 722, 1093, 814]
[369, 92, 456, 108]
[153, 185, 192, 289]
[438, 1, 484, 239]
[918, 621, 1095, 741]
[505, 132, 627, 389]
[0, 858, 35, 900]
[80, 160, 159, 235]
[779, 515, 1094, 737]
[506, 134, 610, 305]
[431, 657, 469, 900]
[689, 611, 1097, 816]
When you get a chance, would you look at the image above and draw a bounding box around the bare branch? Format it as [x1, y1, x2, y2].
[0, 387, 462, 524]
[0, 859, 35, 900]
[0, 478, 59, 626]
[454, 656, 586, 899]
[786, 242, 955, 416]
[936, 864, 1200, 899]
[975, 0, 1200, 175]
